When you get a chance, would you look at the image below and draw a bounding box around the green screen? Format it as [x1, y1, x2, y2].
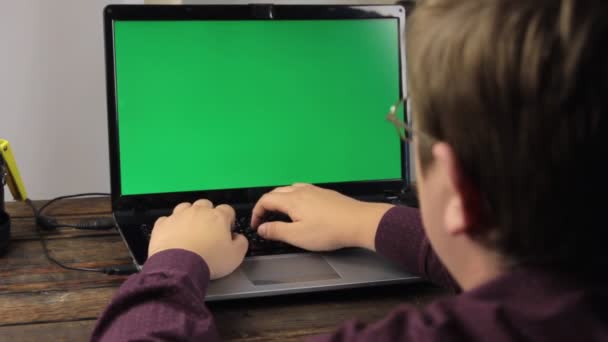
[114, 19, 403, 195]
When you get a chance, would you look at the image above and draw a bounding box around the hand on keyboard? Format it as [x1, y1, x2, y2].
[149, 199, 248, 279]
[251, 183, 393, 252]
[233, 212, 302, 257]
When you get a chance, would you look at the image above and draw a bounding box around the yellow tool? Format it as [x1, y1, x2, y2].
[0, 139, 27, 201]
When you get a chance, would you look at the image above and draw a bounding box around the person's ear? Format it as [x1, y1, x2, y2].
[432, 143, 483, 236]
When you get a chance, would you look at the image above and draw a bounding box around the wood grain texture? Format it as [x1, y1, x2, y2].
[5, 197, 111, 219]
[0, 198, 448, 340]
[0, 286, 116, 326]
[0, 284, 444, 340]
[0, 235, 131, 270]
[209, 283, 444, 341]
[0, 320, 97, 342]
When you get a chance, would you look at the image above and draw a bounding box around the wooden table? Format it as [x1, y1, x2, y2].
[0, 198, 447, 341]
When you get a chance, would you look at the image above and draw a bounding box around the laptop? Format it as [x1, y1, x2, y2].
[103, 4, 420, 301]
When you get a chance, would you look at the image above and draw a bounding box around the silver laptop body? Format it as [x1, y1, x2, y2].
[104, 4, 420, 301]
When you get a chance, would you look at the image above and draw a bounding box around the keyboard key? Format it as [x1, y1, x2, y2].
[233, 213, 302, 256]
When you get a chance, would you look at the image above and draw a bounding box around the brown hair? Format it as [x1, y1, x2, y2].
[407, 0, 608, 274]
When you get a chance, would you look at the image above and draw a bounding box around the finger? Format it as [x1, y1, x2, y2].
[257, 221, 303, 245]
[251, 192, 291, 228]
[154, 216, 167, 227]
[193, 199, 213, 208]
[272, 186, 295, 193]
[215, 204, 236, 227]
[232, 233, 249, 260]
[173, 202, 192, 214]
[292, 183, 312, 188]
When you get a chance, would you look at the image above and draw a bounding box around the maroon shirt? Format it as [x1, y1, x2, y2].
[91, 206, 608, 341]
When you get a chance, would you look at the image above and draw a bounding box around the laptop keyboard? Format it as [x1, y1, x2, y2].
[233, 212, 303, 257]
[138, 212, 303, 257]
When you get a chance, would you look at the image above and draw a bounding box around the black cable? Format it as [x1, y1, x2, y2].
[36, 192, 116, 230]
[25, 197, 138, 275]
[38, 192, 110, 212]
[26, 198, 104, 273]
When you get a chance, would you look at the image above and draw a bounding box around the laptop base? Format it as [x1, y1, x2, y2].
[206, 248, 419, 301]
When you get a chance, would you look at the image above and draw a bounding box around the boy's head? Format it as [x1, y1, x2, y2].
[408, 0, 608, 279]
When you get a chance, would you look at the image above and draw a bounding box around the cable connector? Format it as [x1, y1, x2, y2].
[36, 215, 58, 229]
[77, 217, 116, 230]
[36, 215, 115, 230]
[26, 196, 132, 275]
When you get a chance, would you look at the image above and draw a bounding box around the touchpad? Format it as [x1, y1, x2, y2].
[242, 254, 340, 286]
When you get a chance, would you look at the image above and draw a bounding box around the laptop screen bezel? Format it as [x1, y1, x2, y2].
[104, 4, 410, 212]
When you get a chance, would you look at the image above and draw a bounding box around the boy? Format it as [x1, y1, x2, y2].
[92, 0, 608, 340]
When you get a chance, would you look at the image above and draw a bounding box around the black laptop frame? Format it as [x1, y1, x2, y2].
[104, 5, 410, 263]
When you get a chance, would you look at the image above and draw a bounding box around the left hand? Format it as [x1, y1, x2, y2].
[149, 199, 248, 280]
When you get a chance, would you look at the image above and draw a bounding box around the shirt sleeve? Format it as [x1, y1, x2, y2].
[90, 249, 219, 342]
[306, 206, 463, 342]
[374, 206, 460, 293]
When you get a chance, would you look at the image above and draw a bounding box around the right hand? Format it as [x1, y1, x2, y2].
[251, 184, 393, 251]
[149, 199, 248, 280]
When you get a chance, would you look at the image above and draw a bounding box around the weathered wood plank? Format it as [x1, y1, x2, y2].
[5, 197, 111, 219]
[0, 319, 332, 342]
[0, 235, 131, 271]
[0, 233, 132, 294]
[0, 265, 128, 295]
[0, 286, 116, 326]
[210, 283, 445, 341]
[0, 320, 97, 342]
[0, 283, 444, 337]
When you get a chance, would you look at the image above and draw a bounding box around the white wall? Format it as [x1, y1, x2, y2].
[0, 0, 140, 200]
[1, 0, 405, 201]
